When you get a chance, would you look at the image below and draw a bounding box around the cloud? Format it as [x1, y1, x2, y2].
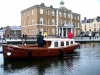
[0, 0, 100, 27]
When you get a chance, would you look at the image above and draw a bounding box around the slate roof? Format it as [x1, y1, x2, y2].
[81, 17, 100, 23]
[9, 26, 21, 30]
[96, 17, 100, 22]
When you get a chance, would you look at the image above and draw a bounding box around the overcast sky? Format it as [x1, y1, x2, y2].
[0, 0, 100, 27]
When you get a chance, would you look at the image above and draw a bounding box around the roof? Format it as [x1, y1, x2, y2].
[9, 26, 21, 30]
[21, 4, 57, 13]
[81, 17, 100, 23]
[21, 4, 80, 15]
[96, 17, 100, 22]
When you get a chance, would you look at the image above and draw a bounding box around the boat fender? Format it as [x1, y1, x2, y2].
[28, 49, 32, 59]
[0, 51, 5, 54]
[78, 45, 81, 49]
[7, 52, 11, 56]
[60, 49, 64, 57]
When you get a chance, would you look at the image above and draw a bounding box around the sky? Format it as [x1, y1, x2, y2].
[0, 0, 100, 27]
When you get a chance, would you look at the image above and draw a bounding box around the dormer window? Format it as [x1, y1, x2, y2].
[52, 11, 55, 16]
[68, 13, 70, 18]
[64, 13, 66, 18]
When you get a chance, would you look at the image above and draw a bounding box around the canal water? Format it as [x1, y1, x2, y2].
[0, 42, 100, 75]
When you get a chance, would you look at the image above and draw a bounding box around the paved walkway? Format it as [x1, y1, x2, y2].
[73, 37, 100, 42]
[0, 37, 100, 44]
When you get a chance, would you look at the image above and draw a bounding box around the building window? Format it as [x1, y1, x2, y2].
[78, 23, 79, 27]
[28, 20, 30, 25]
[32, 28, 34, 35]
[47, 19, 49, 25]
[64, 13, 66, 18]
[94, 28, 96, 31]
[32, 19, 34, 25]
[23, 21, 25, 26]
[28, 12, 29, 16]
[71, 15, 73, 19]
[68, 21, 70, 25]
[59, 12, 62, 17]
[40, 28, 43, 34]
[46, 10, 49, 15]
[68, 13, 70, 18]
[99, 28, 100, 31]
[94, 24, 96, 27]
[52, 19, 55, 25]
[24, 13, 25, 15]
[59, 20, 62, 25]
[64, 20, 66, 25]
[40, 17, 43, 25]
[77, 16, 79, 20]
[32, 10, 34, 15]
[52, 28, 55, 35]
[40, 8, 43, 14]
[52, 11, 55, 16]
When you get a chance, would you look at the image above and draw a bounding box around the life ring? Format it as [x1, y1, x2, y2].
[7, 52, 11, 56]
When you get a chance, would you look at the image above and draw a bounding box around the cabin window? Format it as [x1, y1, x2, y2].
[61, 41, 64, 46]
[71, 41, 73, 44]
[54, 42, 58, 47]
[66, 41, 69, 45]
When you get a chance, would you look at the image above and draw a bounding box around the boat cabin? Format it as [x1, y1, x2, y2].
[44, 38, 75, 48]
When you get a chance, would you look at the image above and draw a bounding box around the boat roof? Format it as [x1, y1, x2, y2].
[44, 38, 74, 41]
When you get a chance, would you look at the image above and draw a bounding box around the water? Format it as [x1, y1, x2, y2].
[0, 42, 100, 75]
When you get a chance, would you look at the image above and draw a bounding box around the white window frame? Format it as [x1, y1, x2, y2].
[64, 20, 66, 25]
[64, 13, 66, 18]
[52, 28, 55, 35]
[52, 19, 55, 25]
[40, 17, 43, 25]
[68, 13, 70, 18]
[68, 21, 70, 25]
[40, 8, 43, 14]
[32, 10, 34, 15]
[78, 23, 79, 27]
[59, 20, 62, 25]
[24, 13, 25, 15]
[48, 19, 49, 25]
[52, 11, 55, 16]
[77, 16, 79, 20]
[32, 19, 34, 25]
[71, 14, 73, 19]
[40, 28, 43, 34]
